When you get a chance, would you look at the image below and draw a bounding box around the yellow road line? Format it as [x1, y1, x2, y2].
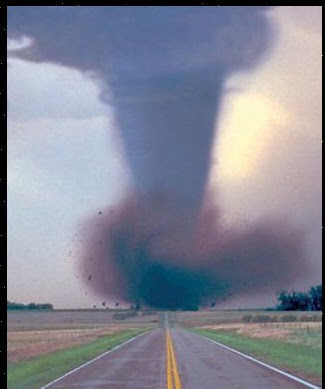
[166, 330, 182, 389]
[169, 332, 181, 389]
[166, 331, 173, 389]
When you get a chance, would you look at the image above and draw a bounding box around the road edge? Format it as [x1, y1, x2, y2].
[40, 330, 151, 389]
[186, 329, 321, 389]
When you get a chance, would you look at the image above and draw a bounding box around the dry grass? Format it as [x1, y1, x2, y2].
[171, 310, 322, 327]
[7, 310, 158, 331]
[201, 322, 322, 342]
[8, 327, 124, 363]
[7, 310, 158, 363]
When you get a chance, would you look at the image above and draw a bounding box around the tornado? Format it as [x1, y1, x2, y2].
[8, 6, 307, 309]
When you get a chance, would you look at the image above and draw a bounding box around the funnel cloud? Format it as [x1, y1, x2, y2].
[8, 6, 308, 309]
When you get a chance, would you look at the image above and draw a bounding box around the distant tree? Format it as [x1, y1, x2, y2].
[277, 291, 291, 311]
[37, 303, 53, 310]
[277, 285, 322, 311]
[7, 301, 53, 310]
[115, 302, 119, 308]
[7, 301, 24, 310]
[309, 285, 322, 311]
[289, 292, 311, 311]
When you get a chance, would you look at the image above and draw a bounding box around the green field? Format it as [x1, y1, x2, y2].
[8, 329, 147, 389]
[193, 327, 322, 386]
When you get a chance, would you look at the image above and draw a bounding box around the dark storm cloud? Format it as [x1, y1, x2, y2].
[8, 6, 273, 210]
[9, 6, 308, 309]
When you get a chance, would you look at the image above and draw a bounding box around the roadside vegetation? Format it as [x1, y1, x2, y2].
[8, 329, 147, 389]
[193, 323, 322, 386]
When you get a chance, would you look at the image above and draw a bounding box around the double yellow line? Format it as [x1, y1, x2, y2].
[166, 330, 182, 389]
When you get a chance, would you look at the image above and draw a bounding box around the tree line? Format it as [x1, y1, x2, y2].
[277, 284, 322, 311]
[7, 301, 53, 310]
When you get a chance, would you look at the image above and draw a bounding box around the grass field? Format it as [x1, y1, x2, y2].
[8, 329, 147, 389]
[197, 321, 322, 348]
[8, 327, 126, 363]
[7, 309, 158, 331]
[7, 310, 158, 364]
[170, 310, 322, 327]
[7, 310, 158, 388]
[191, 319, 322, 386]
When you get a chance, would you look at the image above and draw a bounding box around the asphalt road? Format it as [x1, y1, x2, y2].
[45, 316, 315, 389]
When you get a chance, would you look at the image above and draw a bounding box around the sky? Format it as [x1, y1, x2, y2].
[7, 6, 321, 309]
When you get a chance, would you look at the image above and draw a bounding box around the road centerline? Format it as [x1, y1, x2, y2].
[166, 330, 173, 389]
[166, 330, 182, 389]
